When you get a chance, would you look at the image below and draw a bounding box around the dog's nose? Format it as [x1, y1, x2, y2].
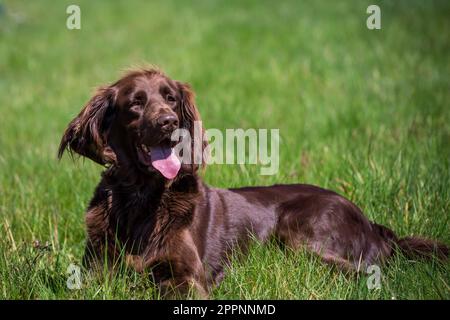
[156, 114, 178, 132]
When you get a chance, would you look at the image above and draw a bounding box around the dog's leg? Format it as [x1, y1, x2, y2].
[275, 194, 394, 271]
[145, 229, 209, 299]
[159, 276, 209, 299]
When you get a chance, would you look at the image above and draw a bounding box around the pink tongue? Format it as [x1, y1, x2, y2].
[150, 147, 181, 179]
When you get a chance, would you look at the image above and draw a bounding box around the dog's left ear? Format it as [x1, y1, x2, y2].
[58, 86, 117, 165]
[177, 81, 208, 172]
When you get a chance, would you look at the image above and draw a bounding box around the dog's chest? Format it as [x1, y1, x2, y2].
[106, 187, 197, 255]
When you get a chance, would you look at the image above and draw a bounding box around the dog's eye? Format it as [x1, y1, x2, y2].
[131, 99, 142, 106]
[129, 99, 144, 111]
[129, 100, 143, 113]
[166, 94, 176, 103]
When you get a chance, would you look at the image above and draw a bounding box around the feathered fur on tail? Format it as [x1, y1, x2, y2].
[372, 223, 448, 261]
[396, 236, 449, 261]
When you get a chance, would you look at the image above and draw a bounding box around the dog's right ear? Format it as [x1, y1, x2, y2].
[58, 87, 117, 165]
[177, 81, 209, 173]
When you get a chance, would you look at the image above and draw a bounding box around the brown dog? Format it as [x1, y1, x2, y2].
[58, 68, 448, 298]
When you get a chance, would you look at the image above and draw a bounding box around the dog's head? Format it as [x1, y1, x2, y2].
[58, 68, 204, 179]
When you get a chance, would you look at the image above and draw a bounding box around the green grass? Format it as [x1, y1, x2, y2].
[0, 0, 449, 299]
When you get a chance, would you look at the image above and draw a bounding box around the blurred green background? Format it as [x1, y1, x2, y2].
[0, 0, 448, 299]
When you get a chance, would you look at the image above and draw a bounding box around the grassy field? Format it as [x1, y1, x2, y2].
[0, 0, 449, 299]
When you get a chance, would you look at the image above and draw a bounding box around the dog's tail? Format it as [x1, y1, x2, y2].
[372, 223, 448, 261]
[396, 236, 449, 261]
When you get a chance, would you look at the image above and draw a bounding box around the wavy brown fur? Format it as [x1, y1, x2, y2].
[59, 68, 448, 298]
